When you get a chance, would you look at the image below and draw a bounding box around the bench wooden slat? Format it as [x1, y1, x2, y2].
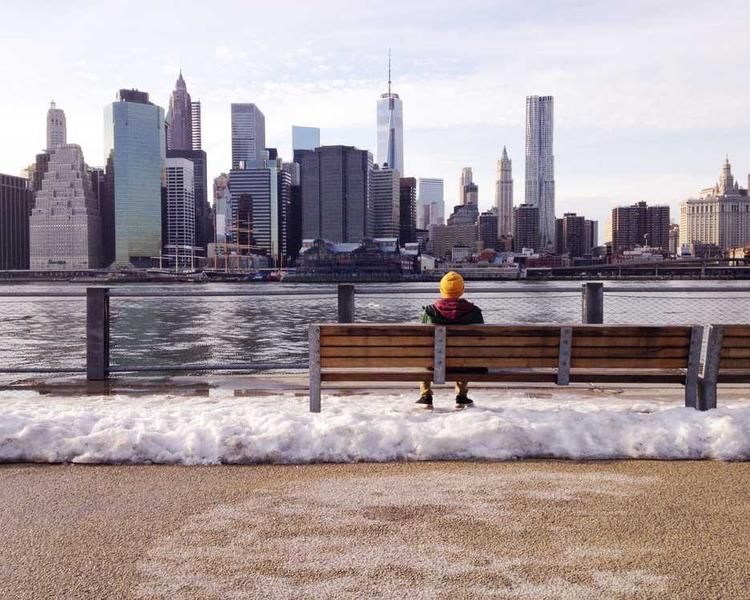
[572, 347, 689, 359]
[720, 337, 750, 348]
[716, 369, 750, 383]
[321, 370, 432, 382]
[719, 326, 750, 337]
[718, 358, 750, 369]
[569, 369, 686, 384]
[571, 326, 691, 337]
[448, 336, 560, 347]
[720, 348, 750, 358]
[571, 358, 688, 368]
[448, 347, 559, 358]
[321, 357, 434, 368]
[572, 336, 690, 348]
[446, 326, 560, 337]
[320, 325, 433, 337]
[447, 358, 558, 368]
[321, 336, 434, 347]
[321, 346, 433, 358]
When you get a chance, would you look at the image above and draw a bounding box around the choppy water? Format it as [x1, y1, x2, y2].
[1, 281, 750, 371]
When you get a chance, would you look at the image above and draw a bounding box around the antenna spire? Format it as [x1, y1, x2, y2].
[388, 49, 391, 96]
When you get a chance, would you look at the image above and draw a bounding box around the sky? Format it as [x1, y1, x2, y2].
[2, 0, 750, 237]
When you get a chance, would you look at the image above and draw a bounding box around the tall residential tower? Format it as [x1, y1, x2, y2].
[525, 95, 555, 250]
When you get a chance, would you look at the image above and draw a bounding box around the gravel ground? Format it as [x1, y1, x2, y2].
[0, 460, 748, 599]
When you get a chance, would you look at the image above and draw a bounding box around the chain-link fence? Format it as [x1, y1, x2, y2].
[0, 294, 86, 372]
[604, 291, 750, 325]
[109, 292, 337, 371]
[355, 290, 582, 323]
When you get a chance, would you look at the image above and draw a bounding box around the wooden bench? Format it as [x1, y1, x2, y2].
[308, 323, 704, 412]
[699, 324, 750, 410]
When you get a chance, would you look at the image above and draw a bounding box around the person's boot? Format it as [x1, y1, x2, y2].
[455, 395, 474, 409]
[415, 392, 433, 410]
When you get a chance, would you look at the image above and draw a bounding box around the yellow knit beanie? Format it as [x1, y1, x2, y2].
[439, 271, 465, 299]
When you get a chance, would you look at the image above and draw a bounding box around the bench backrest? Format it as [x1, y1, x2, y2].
[445, 325, 560, 369]
[314, 323, 699, 373]
[704, 325, 750, 374]
[318, 324, 434, 369]
[570, 325, 694, 369]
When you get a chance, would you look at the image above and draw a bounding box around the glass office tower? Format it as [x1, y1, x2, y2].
[104, 89, 165, 268]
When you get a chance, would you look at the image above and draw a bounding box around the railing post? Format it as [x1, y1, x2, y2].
[86, 287, 110, 380]
[582, 282, 604, 324]
[337, 284, 355, 323]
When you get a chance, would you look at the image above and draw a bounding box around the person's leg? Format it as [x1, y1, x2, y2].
[455, 380, 473, 406]
[417, 381, 433, 408]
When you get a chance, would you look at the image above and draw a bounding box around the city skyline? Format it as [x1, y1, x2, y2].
[2, 1, 750, 239]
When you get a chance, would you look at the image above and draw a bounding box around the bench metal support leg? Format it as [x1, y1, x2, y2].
[684, 325, 703, 409]
[309, 325, 321, 412]
[698, 325, 723, 411]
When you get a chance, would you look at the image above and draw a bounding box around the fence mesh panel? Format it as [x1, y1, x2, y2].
[0, 297, 86, 371]
[3, 287, 750, 375]
[355, 292, 583, 323]
[109, 294, 337, 369]
[604, 292, 750, 326]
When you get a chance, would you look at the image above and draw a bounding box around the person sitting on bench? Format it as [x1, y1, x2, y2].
[417, 271, 484, 410]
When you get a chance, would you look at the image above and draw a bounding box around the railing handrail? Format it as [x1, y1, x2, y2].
[3, 284, 750, 299]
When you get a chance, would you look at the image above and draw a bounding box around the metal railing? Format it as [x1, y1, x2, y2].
[1, 282, 750, 378]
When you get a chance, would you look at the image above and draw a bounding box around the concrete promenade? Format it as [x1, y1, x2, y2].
[1, 460, 749, 599]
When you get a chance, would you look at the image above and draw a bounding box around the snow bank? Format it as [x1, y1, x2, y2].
[1, 392, 749, 464]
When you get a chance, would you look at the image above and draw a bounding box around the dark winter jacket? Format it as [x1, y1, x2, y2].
[420, 298, 484, 325]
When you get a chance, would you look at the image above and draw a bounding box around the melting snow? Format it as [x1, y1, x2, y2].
[0, 391, 749, 464]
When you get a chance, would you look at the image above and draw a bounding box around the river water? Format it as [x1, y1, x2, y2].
[1, 281, 750, 372]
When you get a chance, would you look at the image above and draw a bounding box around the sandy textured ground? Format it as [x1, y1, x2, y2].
[0, 461, 748, 600]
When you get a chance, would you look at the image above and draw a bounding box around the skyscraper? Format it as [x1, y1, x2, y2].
[478, 209, 499, 251]
[166, 71, 192, 151]
[164, 157, 195, 269]
[612, 201, 670, 253]
[231, 103, 266, 169]
[292, 126, 321, 152]
[167, 148, 211, 253]
[554, 213, 586, 258]
[229, 155, 292, 265]
[399, 177, 417, 244]
[459, 167, 474, 204]
[104, 89, 165, 268]
[525, 95, 555, 250]
[301, 145, 372, 243]
[190, 101, 202, 150]
[0, 174, 32, 269]
[417, 178, 444, 228]
[46, 101, 66, 151]
[370, 164, 400, 238]
[513, 203, 539, 252]
[495, 146, 513, 238]
[376, 52, 404, 175]
[31, 145, 102, 269]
